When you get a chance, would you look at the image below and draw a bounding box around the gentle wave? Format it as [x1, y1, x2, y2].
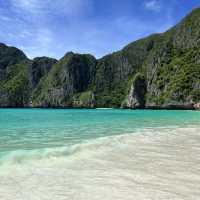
[0, 132, 132, 166]
[0, 126, 199, 166]
[0, 128, 151, 165]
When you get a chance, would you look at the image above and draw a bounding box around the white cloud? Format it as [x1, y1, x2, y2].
[5, 0, 93, 58]
[35, 29, 53, 48]
[0, 15, 12, 21]
[10, 0, 92, 16]
[144, 0, 161, 12]
[18, 28, 55, 58]
[11, 0, 40, 13]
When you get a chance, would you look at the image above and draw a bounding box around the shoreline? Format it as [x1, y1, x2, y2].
[0, 106, 199, 110]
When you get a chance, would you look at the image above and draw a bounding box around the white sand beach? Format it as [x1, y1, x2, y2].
[0, 127, 200, 200]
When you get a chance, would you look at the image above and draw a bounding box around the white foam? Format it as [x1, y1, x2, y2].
[0, 127, 200, 200]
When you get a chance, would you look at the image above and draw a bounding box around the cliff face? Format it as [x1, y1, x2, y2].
[0, 44, 57, 107]
[0, 44, 29, 107]
[32, 52, 97, 107]
[0, 43, 27, 79]
[95, 8, 200, 109]
[121, 73, 147, 109]
[29, 57, 57, 88]
[0, 8, 199, 109]
[144, 8, 200, 109]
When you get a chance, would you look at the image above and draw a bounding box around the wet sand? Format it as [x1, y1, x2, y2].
[0, 127, 200, 200]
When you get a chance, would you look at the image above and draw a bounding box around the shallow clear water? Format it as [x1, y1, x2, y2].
[1, 109, 200, 153]
[0, 109, 200, 200]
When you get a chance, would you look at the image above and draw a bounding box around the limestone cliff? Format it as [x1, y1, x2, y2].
[0, 8, 199, 109]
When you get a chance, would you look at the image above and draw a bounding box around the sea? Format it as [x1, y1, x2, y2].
[0, 109, 200, 200]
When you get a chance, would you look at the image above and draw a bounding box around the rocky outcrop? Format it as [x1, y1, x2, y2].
[94, 35, 156, 107]
[32, 53, 97, 107]
[121, 73, 146, 109]
[0, 44, 30, 107]
[29, 57, 57, 88]
[0, 43, 27, 79]
[172, 8, 200, 49]
[194, 103, 200, 110]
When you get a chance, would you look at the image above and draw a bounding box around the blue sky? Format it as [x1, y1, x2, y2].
[0, 0, 199, 59]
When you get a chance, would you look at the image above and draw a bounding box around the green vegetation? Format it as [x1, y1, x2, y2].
[149, 46, 200, 104]
[0, 62, 30, 106]
[78, 91, 93, 102]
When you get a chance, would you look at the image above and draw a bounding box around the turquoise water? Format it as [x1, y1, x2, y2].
[0, 109, 200, 200]
[0, 109, 200, 158]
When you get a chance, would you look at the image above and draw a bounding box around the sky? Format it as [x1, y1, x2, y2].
[0, 0, 199, 59]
